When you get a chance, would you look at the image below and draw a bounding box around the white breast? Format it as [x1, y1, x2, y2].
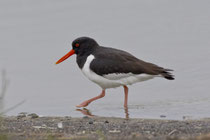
[81, 55, 159, 89]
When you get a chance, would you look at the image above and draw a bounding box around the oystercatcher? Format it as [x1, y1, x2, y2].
[56, 37, 174, 108]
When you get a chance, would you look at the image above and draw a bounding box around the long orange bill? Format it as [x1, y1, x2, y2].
[55, 49, 75, 64]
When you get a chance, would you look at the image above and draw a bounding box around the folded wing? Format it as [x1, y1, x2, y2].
[90, 47, 174, 80]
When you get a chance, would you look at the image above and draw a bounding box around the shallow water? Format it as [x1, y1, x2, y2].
[0, 0, 210, 120]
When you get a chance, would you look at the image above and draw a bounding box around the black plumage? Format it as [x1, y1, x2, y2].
[73, 37, 174, 80]
[90, 46, 174, 80]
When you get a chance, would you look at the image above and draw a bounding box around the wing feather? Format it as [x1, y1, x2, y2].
[90, 47, 174, 80]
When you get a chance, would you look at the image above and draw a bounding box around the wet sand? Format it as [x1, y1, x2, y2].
[1, 115, 210, 140]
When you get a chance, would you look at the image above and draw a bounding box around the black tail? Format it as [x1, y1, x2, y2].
[161, 69, 175, 80]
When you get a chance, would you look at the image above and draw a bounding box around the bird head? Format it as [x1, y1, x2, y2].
[56, 37, 98, 64]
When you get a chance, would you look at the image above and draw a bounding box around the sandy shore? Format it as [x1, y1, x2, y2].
[1, 115, 210, 140]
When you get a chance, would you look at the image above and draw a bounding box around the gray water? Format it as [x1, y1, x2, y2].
[0, 0, 210, 120]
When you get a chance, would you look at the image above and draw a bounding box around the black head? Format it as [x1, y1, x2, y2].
[56, 37, 99, 65]
[72, 37, 99, 55]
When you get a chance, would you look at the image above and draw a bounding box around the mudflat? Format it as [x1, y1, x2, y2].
[1, 115, 210, 140]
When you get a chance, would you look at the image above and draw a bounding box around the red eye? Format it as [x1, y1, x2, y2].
[75, 43, 80, 47]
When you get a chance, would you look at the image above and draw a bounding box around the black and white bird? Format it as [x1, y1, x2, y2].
[56, 37, 174, 108]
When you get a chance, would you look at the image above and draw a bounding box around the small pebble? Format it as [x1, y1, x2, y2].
[57, 122, 63, 129]
[160, 115, 166, 118]
[19, 112, 28, 115]
[83, 116, 89, 119]
[109, 129, 121, 133]
[183, 116, 192, 120]
[64, 116, 71, 120]
[17, 114, 26, 119]
[89, 121, 94, 124]
[145, 131, 151, 134]
[28, 113, 39, 119]
[17, 112, 28, 119]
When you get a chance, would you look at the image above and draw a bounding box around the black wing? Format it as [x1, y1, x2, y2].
[90, 47, 174, 80]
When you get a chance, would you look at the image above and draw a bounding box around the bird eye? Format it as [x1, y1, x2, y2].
[75, 43, 80, 47]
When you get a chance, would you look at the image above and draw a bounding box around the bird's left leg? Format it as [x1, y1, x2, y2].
[123, 85, 129, 108]
[76, 89, 105, 108]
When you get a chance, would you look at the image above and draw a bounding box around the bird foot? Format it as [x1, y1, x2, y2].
[76, 101, 89, 108]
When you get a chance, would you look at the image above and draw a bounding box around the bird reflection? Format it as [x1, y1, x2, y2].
[76, 107, 130, 119]
[76, 108, 95, 117]
[124, 107, 129, 119]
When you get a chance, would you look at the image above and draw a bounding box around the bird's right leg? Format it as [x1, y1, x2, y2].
[76, 89, 105, 108]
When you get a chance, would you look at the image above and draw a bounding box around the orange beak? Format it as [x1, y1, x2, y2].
[55, 49, 75, 64]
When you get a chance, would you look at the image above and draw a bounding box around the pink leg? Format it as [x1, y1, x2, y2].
[123, 85, 128, 108]
[76, 90, 105, 108]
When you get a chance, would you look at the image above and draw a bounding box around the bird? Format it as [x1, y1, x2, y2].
[56, 37, 174, 108]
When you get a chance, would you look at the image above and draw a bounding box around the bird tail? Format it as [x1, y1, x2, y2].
[161, 69, 175, 80]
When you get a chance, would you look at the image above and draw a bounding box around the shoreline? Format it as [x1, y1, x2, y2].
[1, 115, 210, 140]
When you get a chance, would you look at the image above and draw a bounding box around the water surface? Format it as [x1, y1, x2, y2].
[0, 0, 210, 120]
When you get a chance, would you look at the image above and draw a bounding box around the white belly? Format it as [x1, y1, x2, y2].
[81, 55, 158, 89]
